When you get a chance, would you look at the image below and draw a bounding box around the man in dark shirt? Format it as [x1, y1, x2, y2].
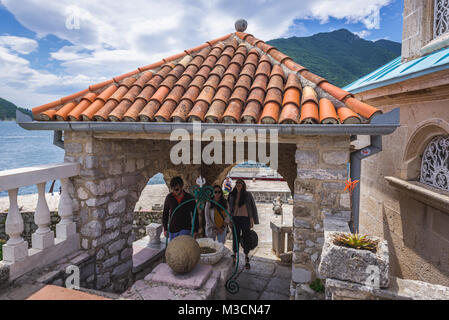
[162, 176, 199, 240]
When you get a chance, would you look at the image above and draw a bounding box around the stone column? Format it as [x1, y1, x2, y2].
[64, 132, 150, 293]
[292, 135, 350, 299]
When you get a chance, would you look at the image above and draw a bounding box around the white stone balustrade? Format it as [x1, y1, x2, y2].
[0, 163, 81, 280]
[146, 223, 162, 247]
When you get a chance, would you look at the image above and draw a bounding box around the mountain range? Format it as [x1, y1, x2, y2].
[0, 29, 401, 120]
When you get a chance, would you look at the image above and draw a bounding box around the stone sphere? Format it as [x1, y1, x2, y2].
[165, 235, 200, 274]
[235, 19, 248, 32]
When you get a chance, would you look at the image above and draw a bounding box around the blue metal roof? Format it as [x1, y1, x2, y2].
[343, 46, 449, 93]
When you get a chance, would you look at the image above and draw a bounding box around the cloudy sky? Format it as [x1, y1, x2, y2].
[0, 0, 403, 109]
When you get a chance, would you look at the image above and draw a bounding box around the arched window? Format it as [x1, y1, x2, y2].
[420, 135, 449, 191]
[434, 0, 449, 39]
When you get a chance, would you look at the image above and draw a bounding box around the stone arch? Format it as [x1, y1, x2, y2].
[401, 118, 449, 180]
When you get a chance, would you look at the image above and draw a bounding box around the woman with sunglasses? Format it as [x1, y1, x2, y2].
[204, 185, 230, 244]
[227, 178, 259, 269]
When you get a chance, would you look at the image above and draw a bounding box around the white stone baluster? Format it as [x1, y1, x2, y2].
[3, 188, 28, 263]
[32, 182, 54, 250]
[56, 178, 76, 239]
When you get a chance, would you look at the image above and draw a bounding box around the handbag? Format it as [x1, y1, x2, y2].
[244, 229, 258, 251]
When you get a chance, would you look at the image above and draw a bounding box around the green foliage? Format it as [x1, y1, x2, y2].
[0, 97, 32, 120]
[267, 29, 401, 88]
[0, 239, 5, 261]
[333, 233, 378, 252]
[310, 279, 325, 293]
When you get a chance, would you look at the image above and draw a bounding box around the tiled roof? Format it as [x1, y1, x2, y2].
[32, 32, 382, 124]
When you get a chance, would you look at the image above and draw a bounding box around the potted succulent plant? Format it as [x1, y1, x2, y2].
[318, 231, 389, 288]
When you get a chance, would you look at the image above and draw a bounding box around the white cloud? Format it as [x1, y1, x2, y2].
[0, 0, 393, 107]
[354, 30, 371, 39]
[0, 35, 38, 54]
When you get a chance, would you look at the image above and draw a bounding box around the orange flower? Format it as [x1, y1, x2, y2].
[344, 179, 359, 193]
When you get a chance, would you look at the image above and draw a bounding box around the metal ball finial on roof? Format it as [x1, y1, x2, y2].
[235, 19, 247, 32]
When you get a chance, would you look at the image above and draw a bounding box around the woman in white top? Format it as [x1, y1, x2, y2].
[205, 185, 230, 243]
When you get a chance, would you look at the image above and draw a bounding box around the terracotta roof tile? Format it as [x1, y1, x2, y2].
[204, 74, 221, 89]
[138, 100, 160, 122]
[282, 88, 300, 108]
[319, 81, 353, 101]
[119, 77, 138, 89]
[264, 88, 283, 106]
[218, 74, 236, 90]
[39, 109, 58, 121]
[284, 73, 302, 92]
[151, 86, 170, 104]
[94, 100, 119, 121]
[109, 100, 132, 121]
[240, 63, 257, 80]
[113, 70, 139, 83]
[279, 103, 299, 124]
[344, 97, 382, 119]
[175, 74, 192, 89]
[283, 60, 307, 73]
[165, 85, 186, 104]
[319, 98, 339, 124]
[136, 86, 156, 102]
[241, 100, 262, 124]
[229, 87, 249, 104]
[301, 86, 318, 105]
[89, 80, 114, 92]
[190, 75, 206, 90]
[155, 100, 177, 121]
[213, 86, 232, 104]
[269, 50, 291, 64]
[251, 74, 268, 91]
[138, 60, 164, 72]
[204, 100, 226, 123]
[132, 72, 153, 89]
[299, 101, 319, 124]
[223, 100, 243, 123]
[188, 100, 209, 122]
[32, 100, 61, 116]
[54, 102, 77, 121]
[67, 99, 93, 121]
[122, 86, 142, 102]
[185, 43, 209, 55]
[163, 51, 187, 63]
[81, 99, 105, 121]
[216, 55, 232, 69]
[210, 65, 226, 78]
[247, 87, 266, 106]
[33, 33, 383, 125]
[196, 65, 212, 80]
[337, 106, 361, 124]
[221, 47, 235, 59]
[171, 99, 194, 122]
[260, 101, 280, 124]
[300, 70, 327, 86]
[235, 74, 252, 91]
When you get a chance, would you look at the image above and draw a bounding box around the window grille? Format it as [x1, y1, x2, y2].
[434, 0, 449, 39]
[420, 136, 449, 191]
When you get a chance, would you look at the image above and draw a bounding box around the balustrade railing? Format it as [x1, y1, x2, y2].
[0, 163, 80, 280]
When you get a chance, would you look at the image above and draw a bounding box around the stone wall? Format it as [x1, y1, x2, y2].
[292, 135, 351, 299]
[354, 78, 449, 286]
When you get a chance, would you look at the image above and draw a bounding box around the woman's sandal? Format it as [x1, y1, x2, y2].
[245, 256, 250, 269]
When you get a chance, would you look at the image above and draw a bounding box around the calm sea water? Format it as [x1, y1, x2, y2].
[0, 121, 164, 197]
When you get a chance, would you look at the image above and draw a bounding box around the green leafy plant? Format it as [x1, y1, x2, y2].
[333, 233, 378, 253]
[309, 279, 325, 293]
[0, 239, 5, 261]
